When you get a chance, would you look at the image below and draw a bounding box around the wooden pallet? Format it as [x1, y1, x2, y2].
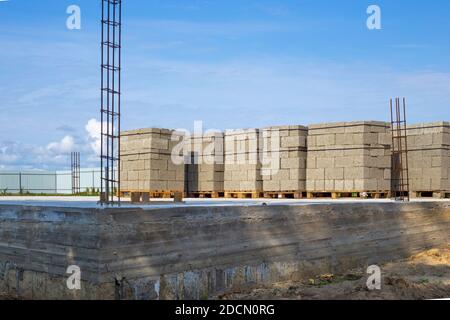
[306, 191, 390, 199]
[263, 191, 306, 199]
[224, 191, 264, 199]
[411, 191, 450, 199]
[186, 191, 224, 199]
[121, 190, 184, 202]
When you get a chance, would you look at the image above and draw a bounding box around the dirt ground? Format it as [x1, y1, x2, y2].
[218, 245, 450, 300]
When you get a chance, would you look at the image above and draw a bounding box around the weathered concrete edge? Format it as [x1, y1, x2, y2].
[1, 202, 449, 300]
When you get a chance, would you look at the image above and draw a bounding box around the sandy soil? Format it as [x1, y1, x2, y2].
[218, 245, 450, 300]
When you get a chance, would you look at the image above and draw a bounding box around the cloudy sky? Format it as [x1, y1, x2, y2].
[0, 0, 449, 170]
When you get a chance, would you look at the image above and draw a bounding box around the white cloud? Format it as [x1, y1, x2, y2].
[0, 144, 19, 164]
[0, 119, 104, 170]
[85, 118, 102, 156]
[0, 141, 69, 170]
[46, 135, 75, 154]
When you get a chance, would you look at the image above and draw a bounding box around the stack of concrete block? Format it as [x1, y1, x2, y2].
[185, 132, 225, 194]
[307, 121, 391, 194]
[120, 128, 185, 193]
[261, 125, 308, 194]
[407, 122, 450, 198]
[224, 129, 262, 193]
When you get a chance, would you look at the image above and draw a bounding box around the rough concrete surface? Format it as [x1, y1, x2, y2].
[0, 200, 449, 300]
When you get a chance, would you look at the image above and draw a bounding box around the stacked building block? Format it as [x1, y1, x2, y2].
[224, 129, 262, 196]
[118, 120, 450, 200]
[261, 125, 308, 197]
[120, 128, 185, 195]
[306, 121, 392, 196]
[185, 132, 225, 196]
[407, 122, 450, 198]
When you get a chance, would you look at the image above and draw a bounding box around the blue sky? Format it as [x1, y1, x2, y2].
[0, 0, 449, 170]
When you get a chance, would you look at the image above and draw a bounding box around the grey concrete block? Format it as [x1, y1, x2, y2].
[307, 168, 325, 180]
[280, 180, 301, 191]
[325, 168, 344, 180]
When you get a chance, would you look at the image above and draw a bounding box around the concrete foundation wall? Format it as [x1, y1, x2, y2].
[1, 202, 449, 300]
[121, 128, 185, 192]
[307, 121, 392, 192]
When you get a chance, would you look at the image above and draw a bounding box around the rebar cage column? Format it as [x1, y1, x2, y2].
[71, 152, 81, 195]
[100, 0, 122, 204]
[390, 97, 410, 201]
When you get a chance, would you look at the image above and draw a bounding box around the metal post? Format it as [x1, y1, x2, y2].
[100, 0, 104, 201]
[390, 97, 410, 201]
[78, 152, 81, 193]
[100, 0, 122, 205]
[403, 98, 410, 201]
[71, 152, 74, 194]
[71, 152, 81, 195]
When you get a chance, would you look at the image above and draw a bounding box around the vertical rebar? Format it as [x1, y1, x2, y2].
[100, 0, 104, 201]
[71, 152, 81, 195]
[390, 99, 394, 194]
[100, 0, 122, 205]
[390, 97, 410, 201]
[403, 98, 410, 201]
[106, 0, 111, 199]
[118, 0, 122, 204]
[78, 152, 81, 193]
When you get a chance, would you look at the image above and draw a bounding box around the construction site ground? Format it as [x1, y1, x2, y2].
[217, 246, 450, 300]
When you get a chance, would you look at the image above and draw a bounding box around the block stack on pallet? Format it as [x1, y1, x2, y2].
[118, 119, 450, 200]
[407, 122, 450, 199]
[120, 128, 185, 200]
[306, 121, 392, 198]
[185, 132, 225, 198]
[261, 125, 308, 198]
[224, 129, 263, 198]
